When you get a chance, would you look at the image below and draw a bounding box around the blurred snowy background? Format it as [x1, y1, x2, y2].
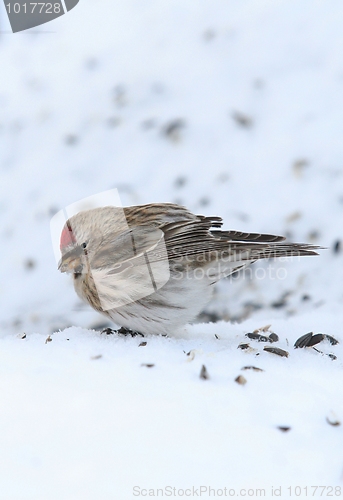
[0, 1, 343, 499]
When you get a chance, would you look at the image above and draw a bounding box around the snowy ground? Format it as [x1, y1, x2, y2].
[0, 1, 343, 498]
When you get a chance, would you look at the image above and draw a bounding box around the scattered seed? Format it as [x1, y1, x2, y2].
[293, 159, 309, 178]
[101, 327, 116, 335]
[203, 29, 216, 41]
[326, 411, 341, 427]
[278, 426, 291, 432]
[174, 176, 187, 188]
[162, 119, 186, 141]
[64, 134, 78, 146]
[333, 240, 341, 254]
[235, 375, 247, 385]
[268, 333, 279, 343]
[246, 332, 270, 342]
[307, 333, 325, 346]
[237, 343, 250, 350]
[20, 333, 26, 339]
[116, 327, 144, 337]
[45, 335, 52, 344]
[141, 363, 154, 368]
[139, 342, 147, 347]
[24, 258, 36, 270]
[294, 332, 314, 348]
[91, 354, 102, 360]
[199, 197, 210, 206]
[271, 299, 287, 308]
[294, 332, 336, 348]
[200, 365, 209, 380]
[253, 324, 271, 333]
[186, 349, 200, 361]
[327, 353, 337, 361]
[264, 347, 289, 357]
[241, 366, 264, 372]
[325, 334, 339, 345]
[286, 211, 302, 223]
[231, 111, 253, 128]
[214, 334, 219, 340]
[196, 311, 222, 323]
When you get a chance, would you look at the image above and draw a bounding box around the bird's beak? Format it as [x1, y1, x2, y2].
[58, 246, 83, 273]
[58, 257, 68, 273]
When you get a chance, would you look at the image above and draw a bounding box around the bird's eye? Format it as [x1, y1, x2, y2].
[81, 242, 87, 249]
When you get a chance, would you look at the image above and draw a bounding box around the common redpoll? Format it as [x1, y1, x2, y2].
[58, 203, 319, 335]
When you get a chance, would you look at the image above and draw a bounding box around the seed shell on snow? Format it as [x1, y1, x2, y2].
[294, 332, 339, 349]
[312, 348, 337, 360]
[138, 342, 147, 347]
[294, 332, 314, 348]
[268, 333, 279, 343]
[186, 349, 203, 361]
[45, 335, 52, 344]
[253, 324, 272, 333]
[326, 411, 341, 427]
[264, 347, 289, 358]
[246, 332, 270, 342]
[141, 363, 155, 368]
[278, 426, 291, 432]
[241, 366, 264, 372]
[324, 334, 339, 345]
[235, 375, 247, 385]
[307, 333, 325, 346]
[200, 365, 209, 380]
[237, 343, 250, 350]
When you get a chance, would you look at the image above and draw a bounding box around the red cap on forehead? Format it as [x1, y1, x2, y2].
[60, 223, 76, 250]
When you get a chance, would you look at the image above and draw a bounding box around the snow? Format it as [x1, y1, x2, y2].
[0, 0, 343, 498]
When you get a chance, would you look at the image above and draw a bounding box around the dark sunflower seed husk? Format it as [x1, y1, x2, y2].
[268, 333, 279, 343]
[238, 343, 250, 350]
[325, 334, 339, 345]
[264, 347, 289, 357]
[241, 366, 264, 372]
[307, 333, 324, 346]
[294, 332, 314, 348]
[246, 332, 269, 342]
[235, 375, 247, 385]
[200, 365, 209, 380]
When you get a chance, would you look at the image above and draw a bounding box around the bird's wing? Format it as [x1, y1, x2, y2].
[160, 216, 319, 260]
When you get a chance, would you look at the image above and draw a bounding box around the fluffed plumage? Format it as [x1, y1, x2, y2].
[58, 203, 319, 335]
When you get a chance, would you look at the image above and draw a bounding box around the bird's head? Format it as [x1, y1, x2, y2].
[58, 219, 89, 276]
[58, 207, 127, 276]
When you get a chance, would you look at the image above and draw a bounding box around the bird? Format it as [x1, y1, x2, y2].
[58, 203, 319, 335]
